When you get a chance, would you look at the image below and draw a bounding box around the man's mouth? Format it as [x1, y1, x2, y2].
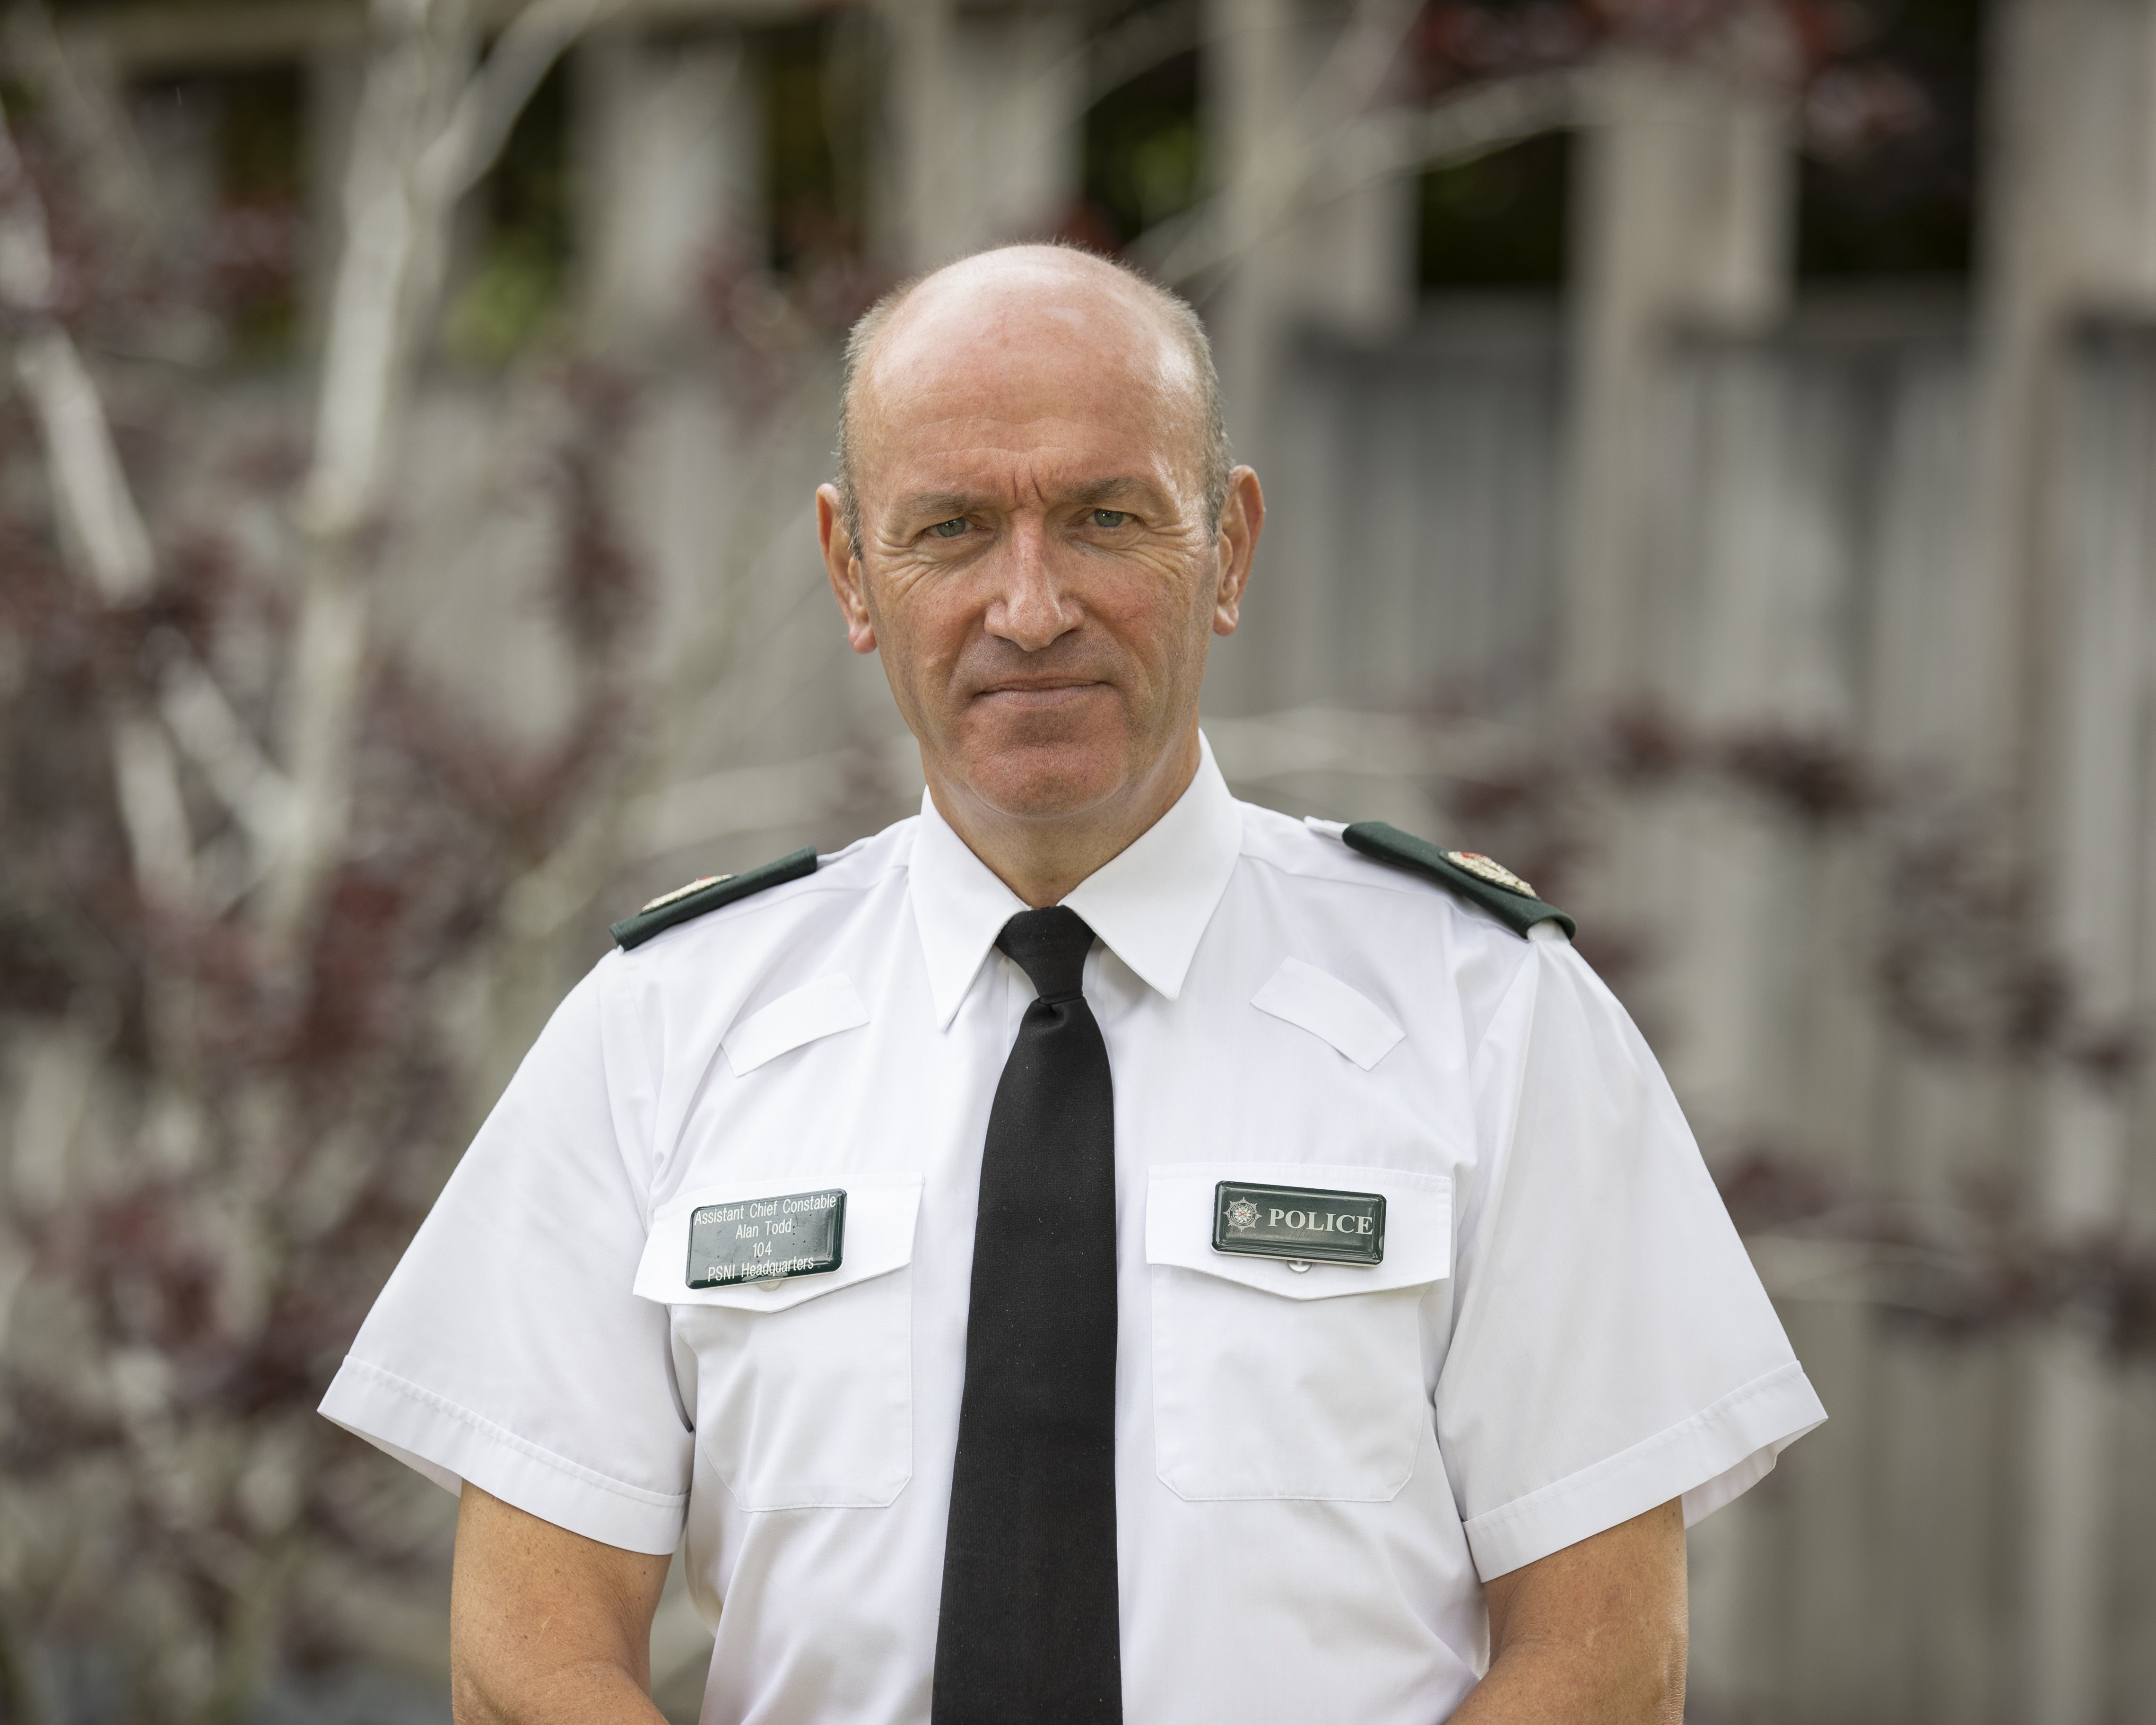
[974, 680, 1107, 709]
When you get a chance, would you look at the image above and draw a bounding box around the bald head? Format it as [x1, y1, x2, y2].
[835, 243, 1229, 546]
[814, 240, 1265, 904]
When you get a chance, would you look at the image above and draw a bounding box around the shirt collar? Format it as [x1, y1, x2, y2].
[907, 732, 1244, 1028]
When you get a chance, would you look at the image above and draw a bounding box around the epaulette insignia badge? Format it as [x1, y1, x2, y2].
[1443, 851, 1538, 897]
[640, 874, 731, 912]
[1338, 822, 1575, 941]
[610, 846, 819, 951]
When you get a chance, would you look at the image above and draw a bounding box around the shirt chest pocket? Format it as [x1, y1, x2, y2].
[635, 1175, 922, 1511]
[1145, 1163, 1452, 1502]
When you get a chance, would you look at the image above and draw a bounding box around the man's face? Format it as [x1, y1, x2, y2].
[820, 257, 1260, 828]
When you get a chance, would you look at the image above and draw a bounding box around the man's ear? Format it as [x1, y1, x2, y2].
[1211, 466, 1265, 637]
[818, 483, 878, 655]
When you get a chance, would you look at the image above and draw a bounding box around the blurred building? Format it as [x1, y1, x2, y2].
[16, 0, 2156, 1720]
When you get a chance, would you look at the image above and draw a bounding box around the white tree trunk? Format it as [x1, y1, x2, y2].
[1560, 48, 1796, 711]
[266, 0, 617, 947]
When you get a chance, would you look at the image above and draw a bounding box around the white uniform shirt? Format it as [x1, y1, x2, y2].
[322, 737, 1824, 1724]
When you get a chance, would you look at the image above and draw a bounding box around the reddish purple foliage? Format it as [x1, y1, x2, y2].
[1713, 1146, 2156, 1360]
[0, 280, 651, 1695]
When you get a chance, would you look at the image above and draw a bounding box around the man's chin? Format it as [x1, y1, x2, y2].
[947, 727, 1137, 822]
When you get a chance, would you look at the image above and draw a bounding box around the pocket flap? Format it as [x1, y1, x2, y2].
[1146, 1163, 1451, 1300]
[1251, 959, 1404, 1070]
[635, 1174, 922, 1312]
[722, 974, 869, 1075]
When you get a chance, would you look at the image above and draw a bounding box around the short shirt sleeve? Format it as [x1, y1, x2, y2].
[318, 958, 689, 1554]
[1436, 925, 1826, 1581]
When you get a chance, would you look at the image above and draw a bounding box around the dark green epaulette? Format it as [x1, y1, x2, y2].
[610, 846, 819, 951]
[1339, 821, 1575, 941]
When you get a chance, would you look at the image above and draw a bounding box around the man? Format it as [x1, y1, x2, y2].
[322, 244, 1824, 1725]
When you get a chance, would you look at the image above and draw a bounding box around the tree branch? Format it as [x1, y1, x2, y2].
[2, 96, 207, 912]
[0, 103, 154, 602]
[269, 0, 613, 948]
[1134, 66, 1589, 284]
[107, 714, 198, 909]
[422, 0, 624, 204]
[1, 3, 160, 252]
[156, 640, 294, 853]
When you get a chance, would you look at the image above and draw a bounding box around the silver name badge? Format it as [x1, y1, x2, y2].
[1212, 1181, 1385, 1267]
[687, 1188, 846, 1288]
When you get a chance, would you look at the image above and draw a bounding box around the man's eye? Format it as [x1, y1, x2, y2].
[929, 517, 970, 539]
[1089, 509, 1132, 529]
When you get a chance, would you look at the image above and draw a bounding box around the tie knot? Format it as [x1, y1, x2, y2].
[996, 907, 1096, 1003]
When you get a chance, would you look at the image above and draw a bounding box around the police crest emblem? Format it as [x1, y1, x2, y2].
[1225, 1195, 1261, 1233]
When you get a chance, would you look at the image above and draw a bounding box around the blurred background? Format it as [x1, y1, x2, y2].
[1, 0, 2153, 1718]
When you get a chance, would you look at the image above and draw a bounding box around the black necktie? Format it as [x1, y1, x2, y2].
[932, 907, 1122, 1725]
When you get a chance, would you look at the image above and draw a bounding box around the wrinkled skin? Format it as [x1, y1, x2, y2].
[819, 245, 1264, 906]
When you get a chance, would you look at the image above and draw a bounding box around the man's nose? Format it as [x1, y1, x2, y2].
[984, 518, 1080, 653]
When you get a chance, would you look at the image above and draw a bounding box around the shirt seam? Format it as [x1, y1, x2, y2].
[337, 1356, 688, 1509]
[1237, 846, 1555, 984]
[614, 838, 907, 961]
[1437, 943, 1545, 1361]
[1237, 843, 1544, 1063]
[1461, 1361, 1809, 1537]
[591, 984, 691, 1430]
[1238, 846, 1490, 902]
[596, 956, 659, 1231]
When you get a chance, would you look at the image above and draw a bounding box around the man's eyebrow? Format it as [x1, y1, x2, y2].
[891, 479, 1167, 520]
[893, 492, 975, 522]
[1068, 478, 1165, 509]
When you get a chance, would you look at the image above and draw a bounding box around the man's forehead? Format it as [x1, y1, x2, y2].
[861, 261, 1188, 420]
[877, 250, 1167, 355]
[865, 402, 1189, 518]
[889, 466, 1171, 517]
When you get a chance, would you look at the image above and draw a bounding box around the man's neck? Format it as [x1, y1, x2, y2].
[928, 730, 1203, 909]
